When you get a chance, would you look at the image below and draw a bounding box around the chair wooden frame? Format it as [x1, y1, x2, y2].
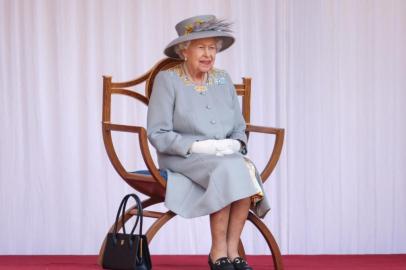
[98, 58, 285, 270]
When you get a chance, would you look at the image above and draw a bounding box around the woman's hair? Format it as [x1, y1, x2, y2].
[174, 39, 223, 59]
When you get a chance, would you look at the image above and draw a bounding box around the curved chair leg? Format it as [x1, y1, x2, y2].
[145, 211, 176, 243]
[142, 197, 163, 209]
[238, 239, 246, 259]
[247, 212, 284, 270]
[98, 198, 162, 265]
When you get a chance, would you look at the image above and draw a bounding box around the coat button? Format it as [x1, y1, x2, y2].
[210, 120, 216, 124]
[206, 105, 212, 109]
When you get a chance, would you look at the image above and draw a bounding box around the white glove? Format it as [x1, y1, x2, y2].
[189, 139, 241, 156]
[214, 139, 241, 156]
[189, 140, 218, 155]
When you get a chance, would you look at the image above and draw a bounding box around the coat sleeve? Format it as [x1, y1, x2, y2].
[147, 71, 195, 157]
[225, 73, 248, 155]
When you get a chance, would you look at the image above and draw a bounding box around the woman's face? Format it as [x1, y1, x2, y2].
[182, 38, 217, 74]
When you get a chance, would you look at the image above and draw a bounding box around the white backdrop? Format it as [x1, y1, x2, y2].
[1, 0, 405, 255]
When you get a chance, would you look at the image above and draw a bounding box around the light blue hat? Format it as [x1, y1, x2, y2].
[164, 15, 235, 59]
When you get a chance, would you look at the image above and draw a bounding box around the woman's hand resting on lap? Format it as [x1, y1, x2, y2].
[189, 139, 241, 156]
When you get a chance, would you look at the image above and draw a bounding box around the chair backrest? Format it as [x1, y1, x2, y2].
[102, 58, 252, 197]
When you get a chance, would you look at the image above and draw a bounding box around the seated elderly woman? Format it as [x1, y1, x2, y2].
[147, 15, 270, 270]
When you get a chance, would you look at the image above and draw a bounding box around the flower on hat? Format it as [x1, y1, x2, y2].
[183, 18, 232, 36]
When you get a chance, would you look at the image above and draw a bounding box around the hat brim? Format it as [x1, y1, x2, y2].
[164, 31, 235, 59]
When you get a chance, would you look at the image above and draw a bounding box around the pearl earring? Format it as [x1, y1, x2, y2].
[184, 56, 187, 61]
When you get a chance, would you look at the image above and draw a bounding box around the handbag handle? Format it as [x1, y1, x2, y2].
[112, 194, 143, 240]
[112, 194, 131, 236]
[121, 193, 143, 236]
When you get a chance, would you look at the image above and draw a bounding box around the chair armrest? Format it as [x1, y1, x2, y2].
[246, 124, 285, 182]
[103, 122, 167, 188]
[137, 126, 167, 188]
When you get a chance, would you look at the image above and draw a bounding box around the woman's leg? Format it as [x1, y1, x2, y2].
[226, 197, 251, 259]
[209, 205, 231, 261]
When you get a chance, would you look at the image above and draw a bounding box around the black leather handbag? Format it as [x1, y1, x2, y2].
[102, 194, 152, 270]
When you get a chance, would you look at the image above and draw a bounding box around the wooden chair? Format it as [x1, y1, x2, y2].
[98, 58, 285, 269]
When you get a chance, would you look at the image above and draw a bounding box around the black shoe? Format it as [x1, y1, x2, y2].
[208, 255, 235, 270]
[232, 256, 253, 270]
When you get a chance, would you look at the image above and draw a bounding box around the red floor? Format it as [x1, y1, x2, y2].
[0, 255, 405, 269]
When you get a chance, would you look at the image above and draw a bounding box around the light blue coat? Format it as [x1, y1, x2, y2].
[147, 65, 270, 218]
